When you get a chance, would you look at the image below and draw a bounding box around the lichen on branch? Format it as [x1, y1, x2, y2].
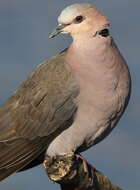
[44, 153, 123, 190]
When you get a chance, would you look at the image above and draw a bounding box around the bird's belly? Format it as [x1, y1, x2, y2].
[74, 89, 125, 152]
[47, 79, 130, 156]
[76, 122, 112, 153]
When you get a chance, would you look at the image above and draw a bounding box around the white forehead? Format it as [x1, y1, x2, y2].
[58, 3, 92, 24]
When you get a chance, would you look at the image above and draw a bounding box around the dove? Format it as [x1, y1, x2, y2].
[0, 3, 131, 180]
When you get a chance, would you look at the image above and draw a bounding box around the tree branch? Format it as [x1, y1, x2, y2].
[44, 153, 123, 190]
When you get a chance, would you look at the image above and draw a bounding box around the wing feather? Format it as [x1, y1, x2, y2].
[0, 50, 79, 180]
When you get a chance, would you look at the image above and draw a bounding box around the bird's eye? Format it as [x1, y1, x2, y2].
[74, 15, 84, 24]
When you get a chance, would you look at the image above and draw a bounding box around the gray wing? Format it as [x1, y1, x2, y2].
[0, 50, 79, 180]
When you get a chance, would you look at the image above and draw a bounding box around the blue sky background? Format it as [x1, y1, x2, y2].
[0, 0, 140, 189]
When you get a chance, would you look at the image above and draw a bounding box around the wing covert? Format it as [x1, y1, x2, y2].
[0, 50, 79, 180]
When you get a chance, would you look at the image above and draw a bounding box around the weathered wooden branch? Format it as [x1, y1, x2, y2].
[44, 153, 123, 190]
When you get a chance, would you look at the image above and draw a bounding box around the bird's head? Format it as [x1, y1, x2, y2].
[49, 3, 110, 39]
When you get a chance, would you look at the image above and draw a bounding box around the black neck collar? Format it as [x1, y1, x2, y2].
[98, 28, 110, 37]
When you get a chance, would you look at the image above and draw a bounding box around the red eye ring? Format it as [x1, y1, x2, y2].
[74, 15, 84, 23]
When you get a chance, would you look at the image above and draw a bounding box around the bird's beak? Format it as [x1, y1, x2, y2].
[49, 24, 67, 39]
